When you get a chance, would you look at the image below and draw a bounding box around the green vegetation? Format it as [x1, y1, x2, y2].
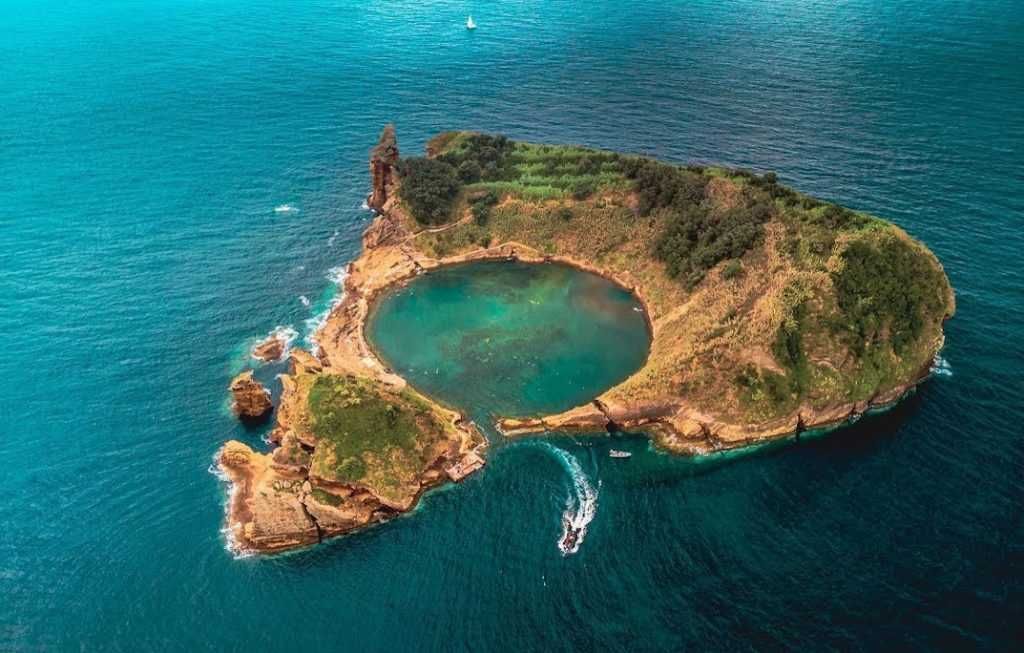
[468, 189, 499, 226]
[307, 374, 439, 488]
[833, 233, 946, 355]
[396, 157, 460, 225]
[310, 488, 343, 507]
[400, 133, 629, 225]
[403, 132, 952, 424]
[721, 259, 743, 279]
[735, 364, 797, 412]
[619, 159, 776, 287]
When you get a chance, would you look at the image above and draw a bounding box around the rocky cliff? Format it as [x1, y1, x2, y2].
[367, 124, 398, 211]
[229, 371, 272, 423]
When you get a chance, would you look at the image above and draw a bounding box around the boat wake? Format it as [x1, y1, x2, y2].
[304, 266, 348, 355]
[535, 442, 599, 556]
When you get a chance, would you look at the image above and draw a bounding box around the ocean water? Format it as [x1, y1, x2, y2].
[2, 0, 1023, 650]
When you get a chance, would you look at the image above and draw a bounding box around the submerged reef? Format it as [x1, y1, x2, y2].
[217, 126, 953, 553]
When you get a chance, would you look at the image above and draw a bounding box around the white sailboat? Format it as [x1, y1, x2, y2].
[466, 15, 477, 30]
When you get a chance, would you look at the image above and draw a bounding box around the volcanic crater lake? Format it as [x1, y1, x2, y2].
[367, 261, 651, 422]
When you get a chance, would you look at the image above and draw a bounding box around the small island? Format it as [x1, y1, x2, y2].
[217, 126, 954, 554]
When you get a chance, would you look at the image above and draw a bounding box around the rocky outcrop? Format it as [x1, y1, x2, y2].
[362, 209, 407, 249]
[251, 335, 285, 362]
[218, 441, 320, 552]
[498, 354, 940, 456]
[367, 124, 399, 211]
[229, 371, 272, 423]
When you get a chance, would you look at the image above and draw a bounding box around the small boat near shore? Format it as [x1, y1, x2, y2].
[466, 16, 477, 30]
[609, 449, 631, 459]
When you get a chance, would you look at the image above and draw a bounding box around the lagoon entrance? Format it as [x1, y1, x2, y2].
[367, 261, 651, 423]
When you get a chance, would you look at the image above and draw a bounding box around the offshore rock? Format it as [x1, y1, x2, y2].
[251, 335, 285, 362]
[229, 371, 273, 423]
[368, 124, 399, 211]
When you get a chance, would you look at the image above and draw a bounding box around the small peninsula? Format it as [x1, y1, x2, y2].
[217, 126, 953, 554]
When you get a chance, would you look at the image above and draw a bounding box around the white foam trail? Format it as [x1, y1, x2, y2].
[304, 266, 349, 356]
[931, 354, 953, 378]
[536, 442, 599, 556]
[327, 229, 340, 247]
[274, 204, 299, 213]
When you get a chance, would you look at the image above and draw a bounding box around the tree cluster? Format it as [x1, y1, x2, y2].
[833, 236, 944, 355]
[396, 157, 461, 225]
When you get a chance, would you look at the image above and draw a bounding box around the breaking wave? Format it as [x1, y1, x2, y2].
[304, 266, 349, 355]
[931, 354, 953, 378]
[535, 442, 599, 556]
[208, 454, 253, 560]
[253, 325, 298, 362]
[274, 204, 299, 213]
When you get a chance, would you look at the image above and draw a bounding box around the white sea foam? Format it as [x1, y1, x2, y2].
[931, 354, 953, 378]
[327, 229, 340, 247]
[536, 442, 599, 556]
[250, 325, 298, 363]
[274, 204, 299, 214]
[299, 295, 311, 308]
[208, 454, 254, 560]
[360, 200, 370, 211]
[304, 266, 349, 355]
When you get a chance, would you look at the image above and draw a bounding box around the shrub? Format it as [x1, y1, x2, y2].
[833, 235, 944, 355]
[468, 189, 500, 226]
[457, 160, 482, 183]
[397, 157, 460, 225]
[819, 204, 869, 230]
[722, 259, 743, 279]
[655, 202, 771, 287]
[571, 179, 596, 200]
[621, 159, 706, 216]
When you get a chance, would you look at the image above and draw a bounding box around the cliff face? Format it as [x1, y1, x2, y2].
[229, 371, 272, 423]
[367, 124, 399, 211]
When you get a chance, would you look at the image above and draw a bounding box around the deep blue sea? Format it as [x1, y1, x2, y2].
[2, 0, 1023, 650]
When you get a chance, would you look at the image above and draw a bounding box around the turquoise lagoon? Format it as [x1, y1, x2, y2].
[367, 261, 650, 422]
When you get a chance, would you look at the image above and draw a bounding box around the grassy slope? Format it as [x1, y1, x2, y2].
[306, 374, 454, 504]
[398, 132, 954, 426]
